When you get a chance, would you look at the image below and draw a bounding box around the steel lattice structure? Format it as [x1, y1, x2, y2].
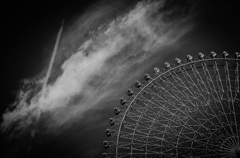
[103, 52, 240, 158]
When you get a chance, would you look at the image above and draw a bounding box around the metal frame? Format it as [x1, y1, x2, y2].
[103, 52, 240, 158]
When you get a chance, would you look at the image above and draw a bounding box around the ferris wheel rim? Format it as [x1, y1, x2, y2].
[103, 51, 240, 157]
[115, 56, 240, 154]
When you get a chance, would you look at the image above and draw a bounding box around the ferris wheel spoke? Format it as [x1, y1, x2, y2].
[234, 59, 240, 145]
[224, 61, 238, 145]
[229, 59, 240, 146]
[139, 87, 227, 146]
[199, 60, 236, 140]
[144, 98, 176, 154]
[161, 66, 225, 136]
[128, 100, 192, 140]
[220, 151, 235, 158]
[149, 80, 228, 143]
[141, 87, 204, 134]
[201, 69, 236, 141]
[180, 63, 234, 139]
[214, 58, 239, 145]
[125, 100, 224, 150]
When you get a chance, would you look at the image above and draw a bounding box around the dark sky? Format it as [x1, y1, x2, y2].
[2, 0, 100, 113]
[1, 0, 240, 158]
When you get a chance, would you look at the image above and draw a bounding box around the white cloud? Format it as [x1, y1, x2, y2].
[1, 0, 194, 136]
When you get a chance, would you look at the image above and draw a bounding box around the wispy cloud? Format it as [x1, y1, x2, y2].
[1, 0, 194, 137]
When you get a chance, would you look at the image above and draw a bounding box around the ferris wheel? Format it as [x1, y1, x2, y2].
[103, 51, 240, 158]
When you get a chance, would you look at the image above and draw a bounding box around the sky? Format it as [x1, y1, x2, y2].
[1, 0, 240, 158]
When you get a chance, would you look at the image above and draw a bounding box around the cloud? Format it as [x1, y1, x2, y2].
[1, 0, 194, 137]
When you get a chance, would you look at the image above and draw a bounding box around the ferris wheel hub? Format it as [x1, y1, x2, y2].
[230, 146, 240, 157]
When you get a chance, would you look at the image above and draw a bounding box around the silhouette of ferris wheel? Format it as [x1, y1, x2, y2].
[103, 51, 240, 158]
